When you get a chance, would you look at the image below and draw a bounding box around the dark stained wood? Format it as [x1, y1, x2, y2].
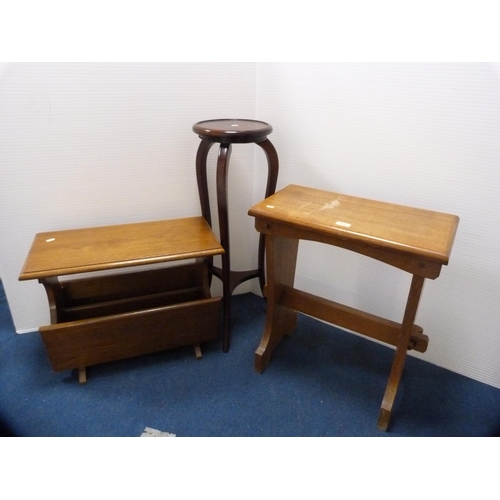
[195, 139, 216, 228]
[193, 119, 279, 352]
[193, 119, 273, 143]
[249, 184, 459, 431]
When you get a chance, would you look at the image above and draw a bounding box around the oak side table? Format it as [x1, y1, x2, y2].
[19, 216, 224, 383]
[193, 119, 279, 352]
[248, 184, 459, 431]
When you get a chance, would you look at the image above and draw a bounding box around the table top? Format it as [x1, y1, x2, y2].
[248, 184, 459, 265]
[193, 119, 272, 143]
[19, 216, 224, 280]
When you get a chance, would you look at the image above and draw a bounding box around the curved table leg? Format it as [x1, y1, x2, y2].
[256, 139, 279, 293]
[40, 277, 89, 383]
[216, 143, 232, 352]
[39, 277, 65, 324]
[195, 139, 215, 226]
[194, 137, 279, 352]
[195, 139, 216, 284]
[257, 138, 280, 200]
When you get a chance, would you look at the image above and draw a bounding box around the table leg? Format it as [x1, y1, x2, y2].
[195, 139, 232, 351]
[195, 139, 215, 227]
[255, 235, 299, 373]
[216, 143, 233, 352]
[78, 367, 87, 384]
[377, 274, 426, 431]
[256, 139, 279, 292]
[195, 137, 279, 352]
[194, 344, 202, 359]
[195, 139, 216, 280]
[39, 277, 65, 324]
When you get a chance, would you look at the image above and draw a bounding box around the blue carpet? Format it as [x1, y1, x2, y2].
[1, 280, 499, 437]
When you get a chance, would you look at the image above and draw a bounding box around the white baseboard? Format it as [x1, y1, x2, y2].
[16, 328, 38, 334]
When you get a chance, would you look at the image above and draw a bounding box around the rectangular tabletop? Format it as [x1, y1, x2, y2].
[19, 216, 224, 280]
[248, 184, 459, 266]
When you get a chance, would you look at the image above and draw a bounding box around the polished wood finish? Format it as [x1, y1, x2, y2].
[280, 286, 428, 353]
[249, 184, 457, 278]
[249, 184, 459, 431]
[193, 119, 279, 352]
[20, 217, 222, 280]
[193, 119, 273, 143]
[38, 263, 212, 324]
[20, 217, 224, 382]
[39, 297, 221, 372]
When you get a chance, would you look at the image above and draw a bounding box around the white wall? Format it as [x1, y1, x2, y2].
[253, 62, 500, 389]
[0, 62, 257, 331]
[2, 62, 500, 390]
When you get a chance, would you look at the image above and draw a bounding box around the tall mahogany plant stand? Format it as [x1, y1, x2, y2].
[193, 119, 279, 352]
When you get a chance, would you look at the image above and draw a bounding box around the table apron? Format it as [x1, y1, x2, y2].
[255, 219, 443, 279]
